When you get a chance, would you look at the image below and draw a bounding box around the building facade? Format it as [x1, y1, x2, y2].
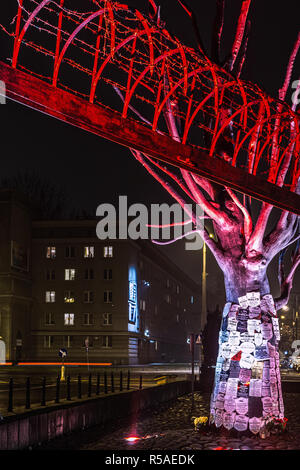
[0, 191, 201, 364]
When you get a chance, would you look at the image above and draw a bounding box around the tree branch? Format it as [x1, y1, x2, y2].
[211, 0, 225, 63]
[227, 0, 251, 72]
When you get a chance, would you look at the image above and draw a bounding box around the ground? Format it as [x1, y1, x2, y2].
[38, 392, 300, 450]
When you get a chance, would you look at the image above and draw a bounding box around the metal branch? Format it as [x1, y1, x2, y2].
[211, 0, 225, 63]
[227, 0, 251, 72]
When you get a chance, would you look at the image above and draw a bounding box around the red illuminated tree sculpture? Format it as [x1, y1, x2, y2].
[2, 0, 300, 435]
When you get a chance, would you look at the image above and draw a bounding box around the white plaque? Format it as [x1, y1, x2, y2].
[240, 341, 255, 355]
[261, 322, 273, 340]
[254, 332, 263, 346]
[249, 379, 262, 397]
[224, 397, 236, 413]
[247, 319, 261, 335]
[249, 417, 263, 435]
[229, 331, 241, 346]
[272, 317, 280, 341]
[225, 378, 239, 398]
[247, 291, 260, 308]
[235, 397, 248, 415]
[238, 295, 249, 309]
[234, 415, 249, 432]
[240, 353, 255, 369]
[223, 411, 236, 430]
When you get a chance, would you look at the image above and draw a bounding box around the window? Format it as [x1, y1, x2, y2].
[84, 291, 94, 303]
[64, 313, 74, 326]
[154, 305, 158, 315]
[46, 246, 56, 259]
[104, 246, 113, 258]
[44, 335, 54, 348]
[190, 295, 194, 304]
[104, 291, 112, 303]
[63, 335, 73, 348]
[102, 335, 112, 348]
[165, 294, 171, 304]
[83, 313, 94, 325]
[65, 246, 75, 258]
[84, 268, 94, 280]
[128, 281, 137, 323]
[176, 284, 180, 294]
[65, 268, 76, 281]
[46, 269, 55, 280]
[64, 291, 75, 303]
[140, 300, 146, 311]
[84, 246, 94, 258]
[83, 336, 93, 348]
[103, 313, 112, 325]
[176, 314, 180, 323]
[166, 279, 170, 288]
[45, 312, 55, 325]
[45, 291, 55, 303]
[104, 268, 112, 280]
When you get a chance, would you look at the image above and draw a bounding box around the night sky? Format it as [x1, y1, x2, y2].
[0, 0, 299, 308]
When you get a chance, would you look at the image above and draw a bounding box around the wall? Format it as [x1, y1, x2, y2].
[0, 380, 191, 450]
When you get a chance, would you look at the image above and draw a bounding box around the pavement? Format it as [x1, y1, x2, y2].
[38, 392, 300, 450]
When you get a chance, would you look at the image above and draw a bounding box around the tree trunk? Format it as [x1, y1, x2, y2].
[209, 265, 284, 435]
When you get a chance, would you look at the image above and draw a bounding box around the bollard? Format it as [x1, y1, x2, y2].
[127, 369, 130, 390]
[78, 374, 82, 399]
[67, 375, 71, 400]
[41, 376, 46, 406]
[88, 373, 92, 397]
[96, 373, 100, 395]
[7, 378, 13, 412]
[104, 371, 108, 394]
[25, 377, 30, 409]
[111, 371, 115, 393]
[55, 376, 60, 403]
[119, 371, 123, 392]
[139, 374, 143, 390]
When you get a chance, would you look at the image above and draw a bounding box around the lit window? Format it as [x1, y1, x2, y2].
[64, 313, 74, 326]
[64, 291, 75, 303]
[166, 279, 170, 288]
[176, 285, 180, 294]
[84, 291, 94, 303]
[140, 300, 146, 311]
[190, 296, 194, 304]
[65, 246, 75, 258]
[83, 313, 94, 325]
[45, 313, 55, 325]
[63, 335, 73, 348]
[104, 246, 113, 258]
[43, 335, 54, 348]
[102, 335, 112, 348]
[104, 268, 112, 280]
[165, 294, 171, 304]
[46, 269, 55, 280]
[46, 246, 56, 259]
[103, 313, 112, 326]
[84, 246, 94, 258]
[176, 314, 180, 323]
[104, 291, 112, 303]
[45, 291, 55, 303]
[65, 268, 76, 281]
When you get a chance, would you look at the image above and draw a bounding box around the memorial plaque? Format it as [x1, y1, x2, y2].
[237, 383, 249, 398]
[230, 304, 239, 314]
[254, 344, 269, 361]
[235, 397, 248, 415]
[249, 379, 262, 397]
[254, 332, 263, 346]
[229, 331, 241, 346]
[216, 394, 225, 410]
[226, 378, 239, 398]
[270, 382, 278, 399]
[218, 381, 227, 395]
[239, 368, 251, 383]
[237, 309, 248, 322]
[238, 295, 249, 309]
[223, 411, 236, 430]
[215, 409, 223, 428]
[240, 353, 255, 369]
[247, 319, 261, 335]
[229, 360, 240, 379]
[234, 415, 249, 432]
[272, 317, 280, 341]
[240, 332, 254, 343]
[224, 397, 236, 413]
[261, 380, 271, 397]
[249, 306, 261, 319]
[261, 322, 273, 340]
[221, 342, 232, 359]
[220, 370, 230, 381]
[228, 318, 238, 331]
[240, 341, 255, 355]
[237, 321, 248, 333]
[222, 358, 231, 371]
[247, 292, 261, 308]
[249, 417, 263, 435]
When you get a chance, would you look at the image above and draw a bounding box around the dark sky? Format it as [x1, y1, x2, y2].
[0, 0, 299, 308]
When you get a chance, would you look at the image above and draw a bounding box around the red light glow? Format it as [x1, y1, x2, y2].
[125, 436, 140, 443]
